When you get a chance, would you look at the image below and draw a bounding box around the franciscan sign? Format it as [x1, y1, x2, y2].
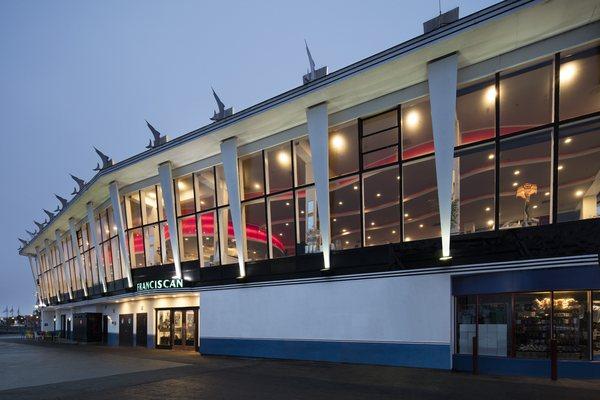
[136, 278, 184, 292]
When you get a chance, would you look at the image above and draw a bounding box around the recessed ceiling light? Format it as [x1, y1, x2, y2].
[564, 137, 572, 144]
[512, 182, 518, 187]
[558, 165, 564, 171]
[545, 192, 550, 196]
[486, 220, 494, 226]
[353, 185, 358, 190]
[485, 207, 491, 212]
[488, 154, 495, 160]
[338, 201, 343, 206]
[376, 193, 381, 198]
[513, 170, 520, 176]
[575, 190, 584, 197]
[532, 205, 538, 209]
[404, 213, 409, 218]
[370, 221, 375, 226]
[419, 224, 424, 228]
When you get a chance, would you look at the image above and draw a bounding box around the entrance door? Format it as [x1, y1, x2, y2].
[119, 314, 134, 346]
[156, 310, 171, 348]
[173, 309, 196, 350]
[66, 318, 71, 340]
[102, 315, 109, 344]
[136, 313, 147, 347]
[60, 315, 66, 338]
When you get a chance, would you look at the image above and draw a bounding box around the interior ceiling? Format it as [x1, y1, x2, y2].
[22, 0, 600, 254]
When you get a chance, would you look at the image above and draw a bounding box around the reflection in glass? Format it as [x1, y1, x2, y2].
[499, 130, 551, 228]
[125, 192, 142, 228]
[157, 310, 171, 346]
[401, 97, 433, 160]
[140, 187, 159, 224]
[173, 311, 183, 346]
[294, 137, 314, 186]
[218, 207, 237, 264]
[239, 151, 264, 200]
[198, 210, 220, 267]
[185, 310, 195, 347]
[175, 175, 195, 216]
[553, 291, 588, 360]
[143, 224, 161, 266]
[128, 228, 145, 268]
[329, 121, 359, 178]
[515, 292, 550, 359]
[296, 187, 320, 254]
[160, 222, 173, 264]
[456, 296, 477, 354]
[242, 199, 268, 261]
[403, 157, 439, 241]
[594, 291, 600, 359]
[178, 215, 198, 261]
[265, 142, 292, 194]
[330, 175, 361, 250]
[195, 167, 216, 211]
[267, 192, 295, 258]
[215, 164, 229, 206]
[560, 45, 600, 120]
[478, 294, 511, 356]
[456, 77, 496, 145]
[363, 166, 400, 246]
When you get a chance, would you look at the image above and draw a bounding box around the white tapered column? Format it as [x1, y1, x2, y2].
[34, 246, 49, 304]
[220, 137, 246, 278]
[55, 230, 73, 299]
[306, 102, 331, 270]
[109, 181, 133, 288]
[158, 162, 182, 279]
[27, 255, 43, 306]
[44, 239, 61, 302]
[428, 53, 459, 259]
[86, 202, 107, 292]
[68, 218, 88, 297]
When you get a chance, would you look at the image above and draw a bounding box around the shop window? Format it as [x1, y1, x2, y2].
[295, 187, 319, 255]
[143, 224, 161, 267]
[198, 210, 220, 267]
[265, 142, 292, 194]
[363, 165, 400, 246]
[125, 192, 142, 228]
[175, 175, 195, 216]
[239, 151, 264, 201]
[294, 137, 314, 186]
[140, 186, 159, 224]
[514, 292, 551, 359]
[453, 143, 496, 234]
[178, 215, 198, 262]
[242, 199, 268, 261]
[267, 192, 295, 258]
[157, 310, 171, 347]
[456, 77, 496, 145]
[329, 121, 359, 178]
[553, 291, 589, 360]
[330, 175, 361, 250]
[401, 96, 433, 160]
[194, 167, 216, 211]
[215, 164, 229, 206]
[499, 129, 551, 229]
[478, 294, 511, 357]
[402, 157, 440, 241]
[499, 59, 553, 136]
[560, 45, 600, 121]
[456, 296, 477, 354]
[218, 208, 237, 265]
[362, 111, 399, 169]
[593, 291, 600, 360]
[128, 228, 145, 268]
[557, 118, 600, 222]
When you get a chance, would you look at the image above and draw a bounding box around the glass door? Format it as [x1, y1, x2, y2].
[156, 310, 171, 348]
[173, 310, 183, 346]
[185, 310, 196, 348]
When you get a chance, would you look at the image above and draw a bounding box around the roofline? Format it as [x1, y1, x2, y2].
[20, 0, 539, 253]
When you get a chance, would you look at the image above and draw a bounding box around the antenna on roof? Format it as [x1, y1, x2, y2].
[302, 40, 327, 84]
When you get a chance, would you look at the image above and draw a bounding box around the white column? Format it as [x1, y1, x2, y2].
[27, 255, 43, 306]
[55, 230, 73, 299]
[428, 53, 459, 259]
[220, 137, 246, 278]
[68, 218, 88, 297]
[109, 181, 133, 288]
[158, 162, 182, 279]
[35, 246, 49, 304]
[87, 202, 107, 292]
[306, 102, 331, 270]
[44, 239, 61, 302]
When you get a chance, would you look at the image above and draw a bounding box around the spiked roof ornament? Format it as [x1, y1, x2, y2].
[43, 209, 55, 220]
[34, 220, 47, 231]
[93, 147, 113, 171]
[210, 88, 234, 122]
[302, 40, 328, 84]
[26, 229, 36, 237]
[18, 238, 28, 247]
[70, 174, 85, 195]
[55, 194, 68, 208]
[145, 120, 168, 149]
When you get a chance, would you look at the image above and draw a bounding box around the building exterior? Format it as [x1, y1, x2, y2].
[17, 0, 600, 378]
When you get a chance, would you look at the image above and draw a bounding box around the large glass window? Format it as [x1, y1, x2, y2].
[499, 130, 552, 228]
[267, 192, 295, 258]
[125, 192, 142, 228]
[478, 294, 511, 357]
[362, 110, 398, 169]
[265, 142, 292, 194]
[363, 165, 400, 246]
[557, 118, 600, 222]
[402, 157, 439, 241]
[219, 207, 237, 265]
[401, 96, 433, 160]
[128, 228, 144, 268]
[175, 175, 195, 216]
[215, 164, 229, 206]
[499, 59, 553, 136]
[296, 187, 320, 255]
[594, 291, 600, 360]
[553, 291, 589, 360]
[456, 295, 477, 354]
[198, 210, 220, 267]
[195, 168, 216, 211]
[143, 224, 161, 266]
[242, 199, 268, 261]
[329, 121, 359, 178]
[453, 144, 496, 233]
[294, 137, 314, 186]
[178, 215, 198, 262]
[330, 175, 361, 250]
[239, 151, 265, 201]
[514, 292, 551, 359]
[456, 77, 496, 146]
[560, 45, 600, 121]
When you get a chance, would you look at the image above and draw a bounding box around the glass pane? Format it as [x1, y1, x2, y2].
[330, 175, 361, 250]
[218, 207, 237, 265]
[267, 192, 295, 258]
[185, 310, 195, 346]
[594, 291, 600, 360]
[239, 151, 264, 200]
[456, 296, 477, 354]
[456, 77, 496, 145]
[554, 291, 589, 360]
[453, 144, 496, 234]
[402, 96, 433, 160]
[198, 210, 220, 267]
[294, 137, 314, 186]
[157, 310, 171, 346]
[103, 242, 114, 282]
[140, 186, 159, 224]
[143, 224, 161, 266]
[160, 222, 173, 264]
[363, 166, 400, 246]
[515, 292, 551, 359]
[500, 59, 553, 136]
[195, 167, 216, 211]
[111, 237, 122, 280]
[178, 215, 198, 262]
[108, 206, 117, 238]
[125, 192, 142, 228]
[499, 130, 551, 229]
[403, 157, 440, 241]
[242, 199, 268, 261]
[128, 228, 145, 268]
[173, 311, 183, 346]
[362, 128, 398, 152]
[156, 185, 166, 221]
[560, 45, 600, 120]
[363, 110, 397, 136]
[215, 164, 229, 206]
[329, 121, 359, 178]
[296, 187, 320, 255]
[265, 142, 292, 194]
[363, 146, 398, 170]
[478, 294, 511, 357]
[557, 118, 600, 222]
[175, 175, 195, 216]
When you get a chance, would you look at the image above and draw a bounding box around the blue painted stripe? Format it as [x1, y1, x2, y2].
[106, 332, 119, 346]
[453, 354, 600, 379]
[200, 338, 451, 369]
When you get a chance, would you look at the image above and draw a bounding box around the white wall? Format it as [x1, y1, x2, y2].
[200, 273, 451, 344]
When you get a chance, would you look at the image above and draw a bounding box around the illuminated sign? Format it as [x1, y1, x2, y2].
[136, 278, 183, 292]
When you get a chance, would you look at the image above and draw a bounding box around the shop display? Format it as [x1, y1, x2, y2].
[553, 292, 588, 360]
[514, 293, 550, 358]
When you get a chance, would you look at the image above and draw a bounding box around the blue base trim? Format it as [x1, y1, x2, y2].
[147, 334, 155, 349]
[200, 338, 451, 369]
[106, 332, 119, 346]
[454, 354, 600, 379]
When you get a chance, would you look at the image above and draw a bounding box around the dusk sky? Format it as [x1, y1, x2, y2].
[0, 0, 497, 314]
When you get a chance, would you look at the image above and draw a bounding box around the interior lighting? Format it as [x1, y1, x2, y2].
[277, 151, 291, 166]
[575, 190, 584, 197]
[564, 137, 572, 144]
[405, 110, 420, 128]
[484, 86, 497, 104]
[486, 220, 494, 226]
[560, 62, 577, 84]
[558, 165, 564, 171]
[513, 170, 520, 176]
[330, 134, 346, 152]
[488, 154, 495, 160]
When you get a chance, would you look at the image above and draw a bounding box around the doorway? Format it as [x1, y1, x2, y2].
[119, 314, 134, 346]
[60, 315, 66, 339]
[136, 313, 147, 347]
[155, 308, 197, 350]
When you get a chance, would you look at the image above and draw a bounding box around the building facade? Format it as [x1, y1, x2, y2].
[18, 0, 600, 378]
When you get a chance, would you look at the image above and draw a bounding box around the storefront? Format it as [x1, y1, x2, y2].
[156, 307, 198, 350]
